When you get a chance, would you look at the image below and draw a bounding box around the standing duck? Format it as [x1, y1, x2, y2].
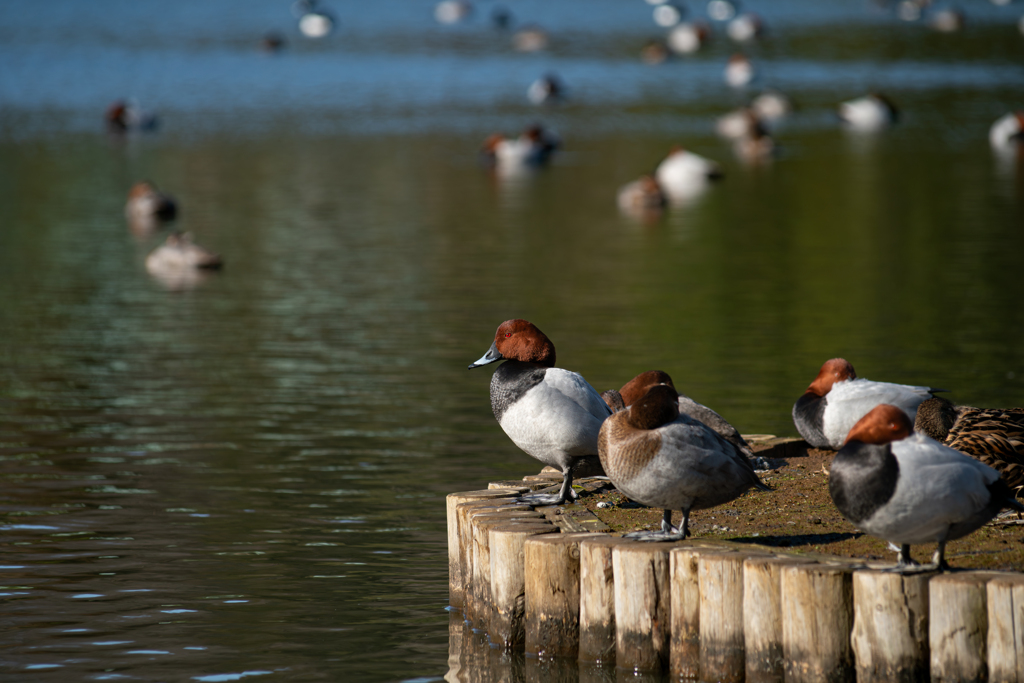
[793, 358, 941, 450]
[603, 370, 752, 458]
[468, 319, 611, 505]
[599, 384, 769, 541]
[915, 396, 1024, 492]
[829, 404, 1023, 570]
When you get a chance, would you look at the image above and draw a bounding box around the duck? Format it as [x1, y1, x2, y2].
[434, 0, 473, 24]
[513, 24, 549, 52]
[125, 181, 177, 223]
[667, 21, 710, 54]
[468, 319, 611, 506]
[829, 404, 1024, 570]
[989, 112, 1024, 148]
[527, 73, 564, 105]
[598, 384, 769, 541]
[732, 126, 775, 165]
[105, 100, 158, 133]
[751, 90, 792, 121]
[298, 5, 334, 38]
[480, 125, 560, 170]
[715, 106, 765, 141]
[616, 175, 667, 214]
[928, 7, 965, 32]
[793, 358, 942, 451]
[914, 396, 1024, 492]
[603, 370, 753, 459]
[838, 93, 898, 131]
[726, 13, 764, 42]
[654, 146, 723, 201]
[724, 53, 755, 88]
[145, 232, 223, 273]
[641, 40, 671, 65]
[652, 4, 683, 28]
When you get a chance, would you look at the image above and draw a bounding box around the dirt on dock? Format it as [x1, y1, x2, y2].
[552, 438, 1024, 571]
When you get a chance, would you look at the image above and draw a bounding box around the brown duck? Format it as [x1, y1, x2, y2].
[915, 396, 1024, 492]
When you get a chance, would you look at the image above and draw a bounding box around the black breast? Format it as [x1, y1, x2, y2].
[490, 362, 546, 422]
[793, 393, 828, 448]
[828, 442, 899, 524]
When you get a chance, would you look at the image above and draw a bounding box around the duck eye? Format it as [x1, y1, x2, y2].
[504, 333, 512, 338]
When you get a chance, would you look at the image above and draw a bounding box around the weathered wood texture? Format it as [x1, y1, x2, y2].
[578, 535, 625, 665]
[930, 572, 994, 683]
[744, 556, 816, 683]
[524, 532, 606, 659]
[446, 489, 527, 608]
[489, 523, 559, 652]
[613, 541, 672, 673]
[457, 500, 533, 617]
[851, 569, 932, 683]
[781, 562, 855, 683]
[468, 511, 548, 625]
[670, 546, 703, 680]
[988, 574, 1024, 683]
[699, 551, 746, 683]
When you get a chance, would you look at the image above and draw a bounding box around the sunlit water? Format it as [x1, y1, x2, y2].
[1, 0, 1024, 680]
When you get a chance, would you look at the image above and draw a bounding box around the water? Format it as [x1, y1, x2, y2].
[1, 0, 1024, 680]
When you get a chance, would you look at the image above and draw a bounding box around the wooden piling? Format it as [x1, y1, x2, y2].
[699, 551, 746, 683]
[988, 574, 1024, 683]
[579, 534, 625, 665]
[744, 556, 816, 683]
[457, 499, 533, 614]
[524, 532, 606, 659]
[468, 511, 548, 626]
[850, 569, 932, 683]
[489, 523, 559, 652]
[781, 562, 855, 683]
[447, 489, 528, 609]
[930, 572, 994, 683]
[670, 546, 703, 680]
[613, 540, 672, 673]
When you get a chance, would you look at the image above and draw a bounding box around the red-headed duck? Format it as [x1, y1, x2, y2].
[829, 404, 1023, 570]
[838, 93, 898, 131]
[146, 232, 223, 273]
[667, 21, 710, 54]
[598, 384, 769, 541]
[793, 358, 942, 451]
[527, 73, 564, 105]
[616, 175, 666, 215]
[480, 125, 560, 170]
[468, 319, 611, 505]
[654, 146, 723, 202]
[105, 100, 158, 133]
[125, 181, 177, 223]
[605, 370, 753, 458]
[990, 111, 1024, 148]
[725, 53, 755, 88]
[915, 396, 1024, 492]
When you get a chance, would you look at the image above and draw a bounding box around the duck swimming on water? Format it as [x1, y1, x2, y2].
[468, 319, 611, 506]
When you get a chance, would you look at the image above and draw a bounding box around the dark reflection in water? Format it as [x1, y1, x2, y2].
[1, 0, 1024, 681]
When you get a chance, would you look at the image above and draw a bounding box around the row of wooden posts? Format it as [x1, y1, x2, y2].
[447, 486, 1024, 683]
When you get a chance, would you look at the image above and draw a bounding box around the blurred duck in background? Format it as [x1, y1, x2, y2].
[751, 90, 792, 122]
[513, 24, 549, 52]
[146, 232, 223, 274]
[125, 181, 177, 226]
[726, 13, 764, 42]
[295, 0, 334, 38]
[990, 111, 1024, 149]
[616, 175, 667, 218]
[927, 7, 965, 32]
[480, 125, 560, 171]
[527, 73, 565, 105]
[667, 21, 711, 54]
[838, 93, 899, 131]
[105, 100, 158, 133]
[655, 146, 723, 203]
[641, 40, 671, 65]
[434, 0, 473, 25]
[725, 53, 756, 87]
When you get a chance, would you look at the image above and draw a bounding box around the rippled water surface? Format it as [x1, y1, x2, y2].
[2, 0, 1024, 680]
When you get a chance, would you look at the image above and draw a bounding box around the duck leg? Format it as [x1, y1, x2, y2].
[518, 468, 577, 506]
[931, 541, 950, 571]
[624, 508, 688, 542]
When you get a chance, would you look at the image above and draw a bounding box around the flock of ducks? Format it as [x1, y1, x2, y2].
[470, 320, 1024, 571]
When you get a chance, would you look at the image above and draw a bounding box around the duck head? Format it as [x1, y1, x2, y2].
[619, 370, 675, 407]
[805, 358, 857, 397]
[468, 319, 556, 369]
[844, 404, 913, 445]
[627, 384, 680, 430]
